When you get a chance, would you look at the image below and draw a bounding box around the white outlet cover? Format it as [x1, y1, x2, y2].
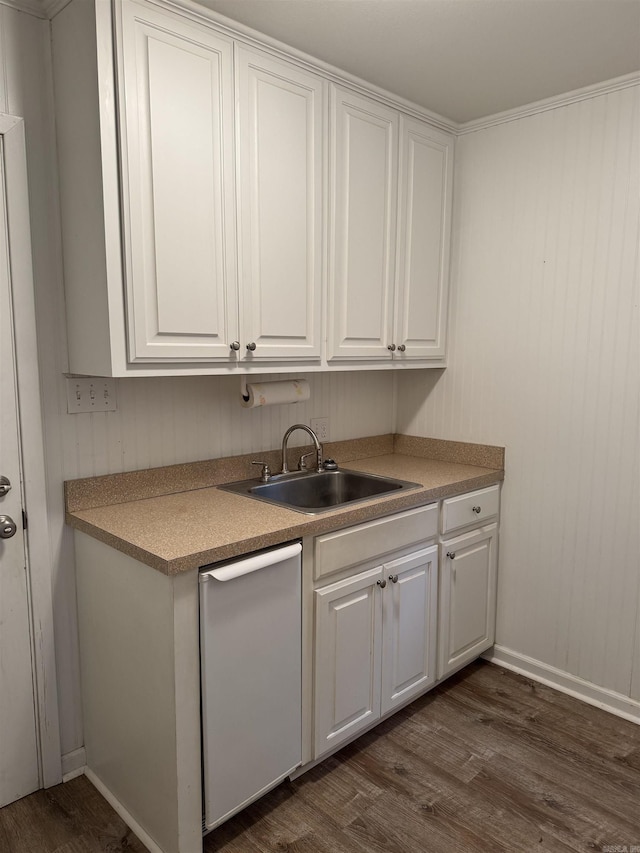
[310, 417, 329, 441]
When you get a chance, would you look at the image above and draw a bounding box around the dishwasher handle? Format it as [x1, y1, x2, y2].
[200, 542, 302, 583]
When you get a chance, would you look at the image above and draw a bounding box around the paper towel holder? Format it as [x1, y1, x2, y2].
[239, 377, 310, 407]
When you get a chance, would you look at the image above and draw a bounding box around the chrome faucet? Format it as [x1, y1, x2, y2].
[280, 424, 323, 474]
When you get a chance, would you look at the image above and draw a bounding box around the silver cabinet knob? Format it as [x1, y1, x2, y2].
[0, 515, 17, 539]
[389, 574, 398, 583]
[397, 344, 406, 352]
[377, 579, 387, 588]
[230, 341, 240, 351]
[472, 506, 482, 514]
[246, 342, 257, 351]
[387, 344, 396, 351]
[0, 476, 11, 498]
[446, 551, 456, 560]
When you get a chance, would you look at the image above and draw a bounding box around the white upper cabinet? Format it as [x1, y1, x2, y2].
[117, 1, 238, 361]
[394, 117, 453, 360]
[328, 86, 454, 363]
[235, 47, 324, 361]
[328, 87, 399, 360]
[52, 0, 453, 376]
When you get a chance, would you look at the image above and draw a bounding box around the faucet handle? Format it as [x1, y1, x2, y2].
[251, 461, 271, 483]
[298, 450, 316, 471]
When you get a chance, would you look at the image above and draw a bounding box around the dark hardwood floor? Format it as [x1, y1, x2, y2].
[1, 662, 638, 853]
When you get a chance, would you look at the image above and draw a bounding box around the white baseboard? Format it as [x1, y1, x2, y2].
[483, 645, 640, 725]
[61, 747, 86, 782]
[84, 768, 166, 853]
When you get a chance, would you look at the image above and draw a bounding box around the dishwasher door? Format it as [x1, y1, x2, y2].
[199, 541, 302, 830]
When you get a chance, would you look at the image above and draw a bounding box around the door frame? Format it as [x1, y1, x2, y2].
[1, 114, 62, 788]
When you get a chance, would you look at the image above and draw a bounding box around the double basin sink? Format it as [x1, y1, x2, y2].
[220, 468, 421, 514]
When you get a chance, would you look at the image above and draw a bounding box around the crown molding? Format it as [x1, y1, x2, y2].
[0, 0, 69, 17]
[44, 0, 71, 17]
[0, 0, 46, 17]
[457, 71, 640, 135]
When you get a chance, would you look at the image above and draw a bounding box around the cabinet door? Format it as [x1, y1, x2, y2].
[314, 566, 383, 759]
[381, 545, 438, 714]
[328, 86, 398, 359]
[439, 524, 498, 679]
[117, 0, 238, 361]
[236, 47, 324, 360]
[394, 117, 453, 360]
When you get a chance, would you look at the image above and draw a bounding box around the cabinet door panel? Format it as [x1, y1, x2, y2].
[237, 48, 324, 360]
[439, 524, 498, 679]
[395, 118, 453, 360]
[381, 545, 438, 714]
[314, 567, 383, 758]
[328, 87, 397, 359]
[118, 1, 237, 360]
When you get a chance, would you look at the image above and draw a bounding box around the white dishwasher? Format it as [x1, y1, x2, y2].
[199, 541, 302, 831]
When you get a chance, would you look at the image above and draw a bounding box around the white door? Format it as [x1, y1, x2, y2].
[236, 47, 324, 361]
[328, 86, 398, 360]
[0, 142, 39, 808]
[394, 117, 453, 360]
[438, 524, 498, 679]
[314, 566, 383, 758]
[381, 545, 438, 714]
[117, 0, 238, 361]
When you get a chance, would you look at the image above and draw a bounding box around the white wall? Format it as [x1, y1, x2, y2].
[0, 5, 397, 760]
[398, 84, 640, 703]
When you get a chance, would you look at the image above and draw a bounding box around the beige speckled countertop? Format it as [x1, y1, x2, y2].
[65, 435, 504, 575]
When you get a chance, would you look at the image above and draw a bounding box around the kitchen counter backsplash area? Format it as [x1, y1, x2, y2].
[64, 434, 504, 574]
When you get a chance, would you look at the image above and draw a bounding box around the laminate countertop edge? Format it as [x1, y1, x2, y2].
[66, 454, 504, 575]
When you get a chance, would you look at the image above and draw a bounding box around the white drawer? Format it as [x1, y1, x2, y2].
[314, 504, 437, 581]
[441, 485, 500, 535]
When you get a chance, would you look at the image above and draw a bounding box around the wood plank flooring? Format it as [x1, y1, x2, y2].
[1, 662, 638, 853]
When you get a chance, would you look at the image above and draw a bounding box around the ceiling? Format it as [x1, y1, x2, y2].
[200, 0, 640, 123]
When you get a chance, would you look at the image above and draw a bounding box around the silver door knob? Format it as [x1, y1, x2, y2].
[472, 506, 482, 513]
[0, 476, 11, 498]
[0, 515, 17, 539]
[389, 574, 398, 583]
[387, 344, 396, 351]
[377, 579, 387, 588]
[446, 551, 456, 560]
[230, 341, 240, 351]
[397, 344, 406, 352]
[246, 342, 257, 351]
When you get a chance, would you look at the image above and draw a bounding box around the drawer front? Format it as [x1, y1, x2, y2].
[314, 504, 438, 581]
[441, 485, 500, 535]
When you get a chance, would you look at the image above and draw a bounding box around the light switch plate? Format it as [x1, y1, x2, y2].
[66, 378, 117, 413]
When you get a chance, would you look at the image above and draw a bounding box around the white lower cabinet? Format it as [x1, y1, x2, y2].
[313, 543, 438, 759]
[381, 547, 439, 714]
[438, 523, 498, 679]
[313, 565, 383, 758]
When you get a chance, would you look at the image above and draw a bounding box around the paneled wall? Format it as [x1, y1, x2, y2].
[60, 371, 394, 480]
[398, 84, 640, 703]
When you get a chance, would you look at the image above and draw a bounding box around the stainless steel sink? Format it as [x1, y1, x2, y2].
[219, 468, 421, 514]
